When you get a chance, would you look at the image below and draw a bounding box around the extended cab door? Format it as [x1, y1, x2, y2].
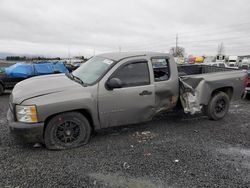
[151, 57, 179, 113]
[97, 58, 155, 128]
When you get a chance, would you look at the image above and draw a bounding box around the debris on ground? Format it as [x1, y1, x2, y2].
[132, 131, 157, 143]
[33, 143, 42, 148]
[143, 152, 152, 157]
[123, 162, 130, 169]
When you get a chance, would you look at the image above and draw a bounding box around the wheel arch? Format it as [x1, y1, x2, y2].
[211, 86, 233, 100]
[43, 109, 95, 137]
[204, 89, 231, 120]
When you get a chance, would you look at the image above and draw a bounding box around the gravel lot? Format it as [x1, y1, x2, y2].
[0, 92, 250, 188]
[0, 61, 16, 67]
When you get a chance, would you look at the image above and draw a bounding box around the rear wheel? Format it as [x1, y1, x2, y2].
[0, 84, 4, 95]
[205, 91, 230, 120]
[44, 112, 91, 150]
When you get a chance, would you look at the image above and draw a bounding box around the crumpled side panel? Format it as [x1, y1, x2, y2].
[179, 78, 202, 114]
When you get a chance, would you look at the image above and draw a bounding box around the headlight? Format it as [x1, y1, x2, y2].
[15, 105, 38, 123]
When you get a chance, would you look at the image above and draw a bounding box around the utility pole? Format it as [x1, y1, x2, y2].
[175, 33, 178, 56]
[67, 44, 71, 62]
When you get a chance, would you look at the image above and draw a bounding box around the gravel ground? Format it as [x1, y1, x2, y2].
[0, 61, 16, 67]
[0, 93, 250, 188]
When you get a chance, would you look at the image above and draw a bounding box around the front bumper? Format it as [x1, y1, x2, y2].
[7, 108, 44, 143]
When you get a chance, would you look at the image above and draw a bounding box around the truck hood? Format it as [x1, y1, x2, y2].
[11, 74, 82, 104]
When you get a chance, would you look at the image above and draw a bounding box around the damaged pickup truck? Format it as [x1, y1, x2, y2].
[7, 52, 248, 150]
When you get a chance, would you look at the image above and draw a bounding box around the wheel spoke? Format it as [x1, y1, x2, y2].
[215, 98, 226, 114]
[56, 130, 64, 136]
[55, 120, 81, 144]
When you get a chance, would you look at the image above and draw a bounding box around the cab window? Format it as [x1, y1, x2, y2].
[152, 58, 170, 81]
[111, 61, 150, 87]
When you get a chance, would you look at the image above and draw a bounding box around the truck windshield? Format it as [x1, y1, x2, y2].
[72, 56, 114, 85]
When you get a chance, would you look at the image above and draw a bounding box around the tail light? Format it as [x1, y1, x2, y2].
[243, 74, 248, 88]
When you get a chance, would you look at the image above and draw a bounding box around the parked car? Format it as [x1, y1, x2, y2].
[246, 70, 250, 96]
[0, 62, 69, 95]
[64, 59, 85, 72]
[240, 64, 250, 96]
[7, 52, 248, 149]
[228, 56, 240, 67]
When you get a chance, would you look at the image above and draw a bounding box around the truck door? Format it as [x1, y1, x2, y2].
[97, 58, 155, 128]
[151, 57, 179, 113]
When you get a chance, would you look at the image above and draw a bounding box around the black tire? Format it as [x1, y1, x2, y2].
[0, 84, 4, 95]
[204, 91, 230, 121]
[44, 112, 91, 150]
[246, 94, 250, 100]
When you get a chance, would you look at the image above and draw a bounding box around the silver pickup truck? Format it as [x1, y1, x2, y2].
[7, 52, 248, 150]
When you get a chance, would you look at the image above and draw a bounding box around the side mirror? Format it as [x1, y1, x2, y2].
[106, 78, 122, 90]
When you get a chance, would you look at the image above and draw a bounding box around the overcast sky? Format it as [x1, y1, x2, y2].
[1, 0, 250, 57]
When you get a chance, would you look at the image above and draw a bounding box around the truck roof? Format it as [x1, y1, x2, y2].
[97, 52, 170, 61]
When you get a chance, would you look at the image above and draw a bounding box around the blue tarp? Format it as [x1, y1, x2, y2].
[5, 63, 34, 78]
[5, 62, 69, 78]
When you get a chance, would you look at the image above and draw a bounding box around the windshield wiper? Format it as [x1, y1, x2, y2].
[66, 73, 87, 87]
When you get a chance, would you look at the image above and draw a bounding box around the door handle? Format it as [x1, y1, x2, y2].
[139, 90, 152, 96]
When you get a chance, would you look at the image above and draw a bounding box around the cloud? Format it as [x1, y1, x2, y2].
[0, 0, 250, 57]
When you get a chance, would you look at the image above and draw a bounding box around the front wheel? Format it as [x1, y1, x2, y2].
[44, 112, 91, 150]
[204, 91, 230, 121]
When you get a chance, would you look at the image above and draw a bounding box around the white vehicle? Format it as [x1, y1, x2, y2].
[242, 58, 250, 65]
[205, 62, 227, 67]
[228, 56, 239, 67]
[241, 64, 250, 70]
[216, 54, 226, 63]
[204, 56, 215, 63]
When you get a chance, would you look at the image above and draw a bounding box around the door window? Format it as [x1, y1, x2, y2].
[111, 61, 150, 87]
[152, 58, 170, 81]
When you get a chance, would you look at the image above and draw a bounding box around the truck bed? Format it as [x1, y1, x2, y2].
[177, 64, 246, 114]
[177, 64, 236, 76]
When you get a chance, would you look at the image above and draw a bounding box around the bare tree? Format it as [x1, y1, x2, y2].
[217, 42, 225, 55]
[169, 46, 185, 57]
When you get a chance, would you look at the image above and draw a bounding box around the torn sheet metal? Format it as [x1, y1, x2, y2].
[179, 77, 202, 114]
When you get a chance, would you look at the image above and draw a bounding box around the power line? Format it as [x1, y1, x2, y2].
[124, 35, 250, 51]
[176, 22, 250, 35]
[115, 22, 250, 54]
[121, 22, 250, 50]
